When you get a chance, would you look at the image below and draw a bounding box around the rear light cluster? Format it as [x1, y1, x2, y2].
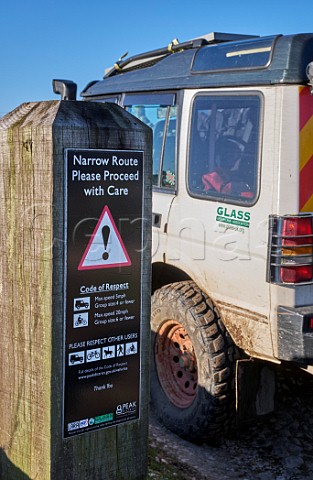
[267, 214, 313, 285]
[307, 315, 313, 330]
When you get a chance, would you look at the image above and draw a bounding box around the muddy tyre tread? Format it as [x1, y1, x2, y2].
[150, 280, 237, 443]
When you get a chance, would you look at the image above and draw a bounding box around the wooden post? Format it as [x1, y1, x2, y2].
[0, 101, 152, 480]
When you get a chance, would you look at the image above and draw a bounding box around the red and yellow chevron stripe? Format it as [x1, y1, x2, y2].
[299, 86, 313, 212]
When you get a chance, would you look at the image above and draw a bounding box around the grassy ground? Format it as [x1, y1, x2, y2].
[148, 445, 183, 479]
[147, 443, 204, 480]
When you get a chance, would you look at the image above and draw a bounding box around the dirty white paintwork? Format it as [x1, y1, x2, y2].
[152, 86, 312, 362]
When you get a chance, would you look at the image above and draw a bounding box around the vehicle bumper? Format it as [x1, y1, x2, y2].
[277, 305, 313, 363]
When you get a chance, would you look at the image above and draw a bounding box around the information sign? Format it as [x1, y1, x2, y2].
[63, 148, 144, 438]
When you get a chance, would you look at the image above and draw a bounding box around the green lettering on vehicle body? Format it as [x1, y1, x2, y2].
[216, 206, 251, 228]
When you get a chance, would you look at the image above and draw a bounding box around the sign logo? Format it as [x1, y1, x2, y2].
[78, 205, 131, 270]
[116, 401, 137, 416]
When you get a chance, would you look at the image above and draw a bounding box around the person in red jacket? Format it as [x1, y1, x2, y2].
[202, 136, 253, 198]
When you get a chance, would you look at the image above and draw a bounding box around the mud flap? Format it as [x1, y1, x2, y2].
[235, 359, 276, 425]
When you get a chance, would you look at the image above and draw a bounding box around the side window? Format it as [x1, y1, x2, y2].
[188, 94, 261, 204]
[94, 96, 119, 103]
[124, 94, 177, 189]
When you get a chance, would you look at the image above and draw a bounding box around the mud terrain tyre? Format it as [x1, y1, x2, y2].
[150, 281, 237, 443]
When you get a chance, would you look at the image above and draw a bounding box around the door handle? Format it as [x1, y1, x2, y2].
[152, 212, 162, 228]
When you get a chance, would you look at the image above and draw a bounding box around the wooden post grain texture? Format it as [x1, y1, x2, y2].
[0, 101, 152, 480]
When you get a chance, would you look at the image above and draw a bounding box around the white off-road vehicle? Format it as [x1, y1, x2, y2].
[62, 31, 313, 442]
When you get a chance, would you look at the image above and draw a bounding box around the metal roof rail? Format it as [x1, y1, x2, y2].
[104, 32, 258, 79]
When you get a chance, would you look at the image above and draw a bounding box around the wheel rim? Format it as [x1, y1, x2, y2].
[154, 319, 198, 408]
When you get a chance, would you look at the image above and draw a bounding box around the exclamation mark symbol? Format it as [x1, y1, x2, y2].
[102, 226, 110, 260]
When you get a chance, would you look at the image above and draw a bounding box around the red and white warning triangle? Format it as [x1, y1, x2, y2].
[78, 205, 131, 270]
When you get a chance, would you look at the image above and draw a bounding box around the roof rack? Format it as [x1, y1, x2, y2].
[104, 32, 258, 79]
[192, 32, 259, 43]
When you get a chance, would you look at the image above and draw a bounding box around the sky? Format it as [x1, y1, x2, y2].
[1, 0, 313, 116]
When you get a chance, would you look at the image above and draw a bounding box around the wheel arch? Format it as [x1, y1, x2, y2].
[152, 262, 232, 345]
[152, 262, 191, 293]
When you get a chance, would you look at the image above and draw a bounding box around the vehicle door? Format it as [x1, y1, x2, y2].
[166, 88, 274, 357]
[123, 93, 178, 261]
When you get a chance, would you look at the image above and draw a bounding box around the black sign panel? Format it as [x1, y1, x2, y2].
[63, 148, 144, 438]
